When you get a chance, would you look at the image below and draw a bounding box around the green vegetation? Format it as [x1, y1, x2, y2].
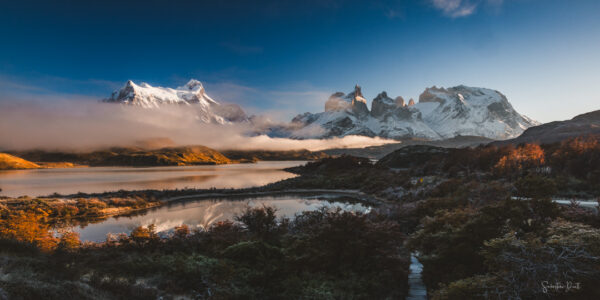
[0, 207, 409, 299]
[283, 137, 600, 298]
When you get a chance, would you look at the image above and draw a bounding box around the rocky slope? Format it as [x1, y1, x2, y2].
[104, 79, 247, 124]
[286, 85, 538, 140]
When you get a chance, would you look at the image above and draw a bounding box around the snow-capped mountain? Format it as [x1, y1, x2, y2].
[103, 80, 537, 140]
[104, 79, 247, 124]
[286, 85, 538, 140]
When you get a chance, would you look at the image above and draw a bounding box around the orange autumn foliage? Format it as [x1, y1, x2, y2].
[0, 210, 81, 252]
[494, 144, 545, 176]
[550, 137, 600, 179]
[0, 211, 58, 251]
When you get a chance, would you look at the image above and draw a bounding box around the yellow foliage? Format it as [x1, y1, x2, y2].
[0, 153, 40, 170]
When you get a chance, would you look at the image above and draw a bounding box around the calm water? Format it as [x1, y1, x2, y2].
[69, 195, 370, 242]
[0, 161, 303, 197]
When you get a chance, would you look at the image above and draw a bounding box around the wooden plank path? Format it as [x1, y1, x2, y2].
[406, 254, 427, 300]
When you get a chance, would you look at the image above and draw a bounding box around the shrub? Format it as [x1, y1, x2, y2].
[57, 231, 81, 252]
[236, 205, 283, 240]
[407, 198, 561, 291]
[515, 175, 558, 199]
[129, 224, 159, 246]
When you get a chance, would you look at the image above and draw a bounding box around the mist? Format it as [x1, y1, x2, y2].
[0, 98, 396, 152]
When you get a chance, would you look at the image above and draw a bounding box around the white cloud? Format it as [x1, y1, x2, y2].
[431, 0, 478, 18]
[431, 0, 504, 18]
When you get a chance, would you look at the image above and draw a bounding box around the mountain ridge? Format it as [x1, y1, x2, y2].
[492, 109, 600, 145]
[284, 84, 538, 140]
[103, 79, 248, 124]
[102, 80, 538, 141]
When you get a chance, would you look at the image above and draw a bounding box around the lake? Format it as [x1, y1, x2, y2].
[0, 161, 304, 197]
[69, 194, 370, 242]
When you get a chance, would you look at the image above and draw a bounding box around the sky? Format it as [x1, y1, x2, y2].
[0, 0, 599, 123]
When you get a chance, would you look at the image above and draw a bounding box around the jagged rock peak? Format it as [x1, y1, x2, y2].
[277, 84, 540, 141]
[371, 91, 396, 118]
[324, 85, 369, 114]
[373, 91, 394, 104]
[180, 79, 203, 90]
[376, 91, 388, 98]
[351, 85, 367, 106]
[354, 84, 363, 98]
[395, 96, 405, 107]
[324, 92, 351, 112]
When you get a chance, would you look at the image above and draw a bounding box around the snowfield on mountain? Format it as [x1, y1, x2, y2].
[103, 80, 537, 141]
[286, 85, 538, 140]
[104, 79, 247, 124]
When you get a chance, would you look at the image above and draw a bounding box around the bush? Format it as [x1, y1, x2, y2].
[57, 231, 81, 253]
[236, 205, 284, 240]
[515, 175, 558, 199]
[407, 198, 561, 291]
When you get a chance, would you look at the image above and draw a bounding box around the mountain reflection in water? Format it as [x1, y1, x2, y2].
[74, 195, 370, 242]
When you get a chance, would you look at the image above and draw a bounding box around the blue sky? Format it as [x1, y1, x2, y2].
[1, 0, 599, 122]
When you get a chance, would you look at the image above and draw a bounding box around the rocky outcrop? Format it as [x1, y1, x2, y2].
[371, 92, 396, 118]
[396, 96, 406, 107]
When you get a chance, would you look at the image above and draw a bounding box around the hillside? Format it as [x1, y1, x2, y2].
[221, 149, 329, 162]
[0, 153, 40, 170]
[493, 109, 600, 145]
[16, 146, 232, 167]
[323, 135, 492, 159]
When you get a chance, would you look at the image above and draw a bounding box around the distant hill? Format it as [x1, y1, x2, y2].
[493, 110, 600, 145]
[0, 153, 40, 170]
[16, 146, 232, 167]
[221, 149, 329, 162]
[13, 146, 328, 167]
[323, 135, 492, 160]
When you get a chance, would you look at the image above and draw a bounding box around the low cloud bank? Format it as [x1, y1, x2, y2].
[0, 98, 396, 152]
